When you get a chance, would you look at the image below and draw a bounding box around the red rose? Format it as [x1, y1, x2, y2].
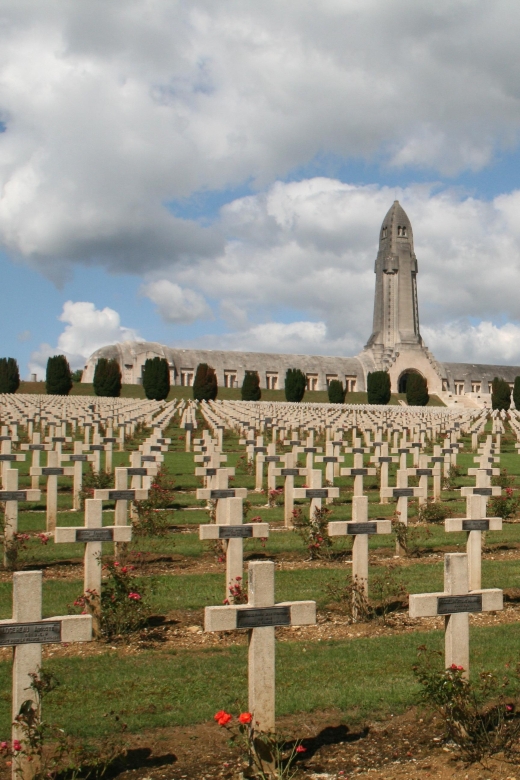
[238, 712, 252, 724]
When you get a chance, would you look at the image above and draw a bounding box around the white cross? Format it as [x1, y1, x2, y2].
[199, 497, 269, 601]
[0, 470, 40, 567]
[55, 499, 132, 635]
[409, 553, 502, 676]
[445, 495, 502, 590]
[0, 571, 92, 780]
[272, 459, 308, 528]
[293, 469, 339, 517]
[205, 561, 315, 737]
[30, 451, 74, 530]
[328, 496, 391, 612]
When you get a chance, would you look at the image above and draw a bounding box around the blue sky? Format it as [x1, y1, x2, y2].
[3, 1, 520, 377]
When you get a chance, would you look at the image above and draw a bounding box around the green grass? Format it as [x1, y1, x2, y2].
[3, 622, 520, 739]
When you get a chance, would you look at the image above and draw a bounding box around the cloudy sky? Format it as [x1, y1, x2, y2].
[3, 1, 520, 377]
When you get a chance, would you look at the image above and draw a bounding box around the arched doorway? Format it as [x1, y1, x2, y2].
[398, 369, 423, 394]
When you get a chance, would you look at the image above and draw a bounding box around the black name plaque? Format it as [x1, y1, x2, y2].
[236, 606, 291, 629]
[437, 594, 482, 615]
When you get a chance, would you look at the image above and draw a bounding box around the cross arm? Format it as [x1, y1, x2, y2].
[380, 487, 426, 498]
[199, 523, 270, 540]
[293, 487, 340, 499]
[409, 588, 503, 618]
[340, 468, 377, 476]
[55, 526, 133, 543]
[93, 489, 149, 500]
[407, 468, 441, 477]
[44, 614, 92, 642]
[205, 601, 316, 632]
[460, 486, 501, 497]
[197, 488, 248, 499]
[272, 468, 308, 476]
[445, 517, 502, 532]
[0, 489, 41, 502]
[328, 519, 391, 536]
[467, 468, 500, 476]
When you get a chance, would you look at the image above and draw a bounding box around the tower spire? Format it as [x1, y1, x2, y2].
[365, 201, 421, 363]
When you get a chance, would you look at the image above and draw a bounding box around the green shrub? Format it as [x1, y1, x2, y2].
[0, 357, 20, 393]
[417, 500, 453, 524]
[284, 368, 306, 402]
[241, 371, 261, 401]
[327, 379, 345, 404]
[367, 371, 391, 404]
[492, 377, 511, 410]
[406, 373, 429, 406]
[142, 356, 170, 401]
[71, 369, 83, 383]
[45, 355, 73, 396]
[193, 363, 218, 401]
[93, 357, 122, 397]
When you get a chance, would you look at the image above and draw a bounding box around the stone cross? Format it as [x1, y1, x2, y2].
[0, 449, 25, 488]
[199, 497, 269, 601]
[293, 469, 339, 518]
[370, 446, 398, 505]
[407, 462, 441, 504]
[182, 421, 194, 452]
[273, 458, 308, 528]
[30, 451, 75, 530]
[54, 499, 132, 635]
[340, 463, 377, 497]
[20, 434, 51, 490]
[409, 553, 502, 676]
[381, 470, 426, 554]
[197, 485, 248, 524]
[445, 495, 502, 590]
[205, 561, 316, 739]
[328, 496, 391, 616]
[0, 470, 41, 567]
[0, 571, 92, 780]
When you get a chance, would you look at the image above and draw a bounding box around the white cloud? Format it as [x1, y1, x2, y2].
[423, 321, 520, 366]
[29, 301, 138, 378]
[157, 178, 520, 362]
[2, 3, 520, 274]
[140, 280, 211, 323]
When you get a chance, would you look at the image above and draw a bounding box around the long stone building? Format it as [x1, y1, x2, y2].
[82, 201, 520, 408]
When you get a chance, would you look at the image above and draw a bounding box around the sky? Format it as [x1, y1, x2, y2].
[3, 2, 520, 378]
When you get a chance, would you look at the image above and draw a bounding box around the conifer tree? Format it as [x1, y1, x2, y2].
[0, 357, 20, 394]
[142, 357, 171, 401]
[327, 379, 345, 404]
[45, 355, 73, 396]
[284, 368, 306, 402]
[492, 377, 511, 411]
[406, 373, 429, 406]
[367, 371, 391, 405]
[241, 371, 261, 401]
[93, 358, 122, 397]
[193, 363, 218, 401]
[513, 377, 520, 410]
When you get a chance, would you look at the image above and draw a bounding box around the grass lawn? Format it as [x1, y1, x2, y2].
[2, 622, 520, 739]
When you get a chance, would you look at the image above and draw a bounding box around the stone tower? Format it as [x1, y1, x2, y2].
[359, 201, 445, 393]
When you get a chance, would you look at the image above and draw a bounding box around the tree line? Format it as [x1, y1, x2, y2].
[0, 353, 517, 408]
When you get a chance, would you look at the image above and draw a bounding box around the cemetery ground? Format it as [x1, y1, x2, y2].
[3, 417, 520, 778]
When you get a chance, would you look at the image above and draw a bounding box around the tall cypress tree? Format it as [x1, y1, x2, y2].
[406, 373, 429, 406]
[327, 379, 345, 404]
[284, 368, 306, 402]
[46, 355, 73, 396]
[367, 371, 391, 404]
[142, 357, 170, 401]
[93, 358, 122, 397]
[193, 363, 218, 401]
[513, 376, 520, 410]
[492, 377, 511, 410]
[241, 371, 261, 401]
[0, 357, 20, 393]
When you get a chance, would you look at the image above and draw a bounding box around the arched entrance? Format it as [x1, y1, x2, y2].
[398, 369, 423, 394]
